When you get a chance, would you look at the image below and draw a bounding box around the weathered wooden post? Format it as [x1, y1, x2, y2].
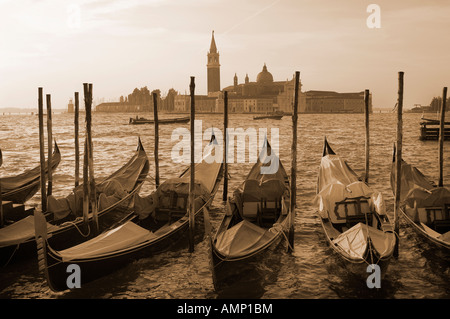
[84, 83, 99, 235]
[364, 89, 370, 184]
[74, 92, 80, 188]
[46, 94, 53, 196]
[222, 90, 228, 201]
[188, 76, 196, 253]
[0, 150, 3, 227]
[394, 71, 404, 258]
[38, 88, 47, 212]
[153, 92, 160, 189]
[83, 138, 89, 226]
[288, 71, 300, 253]
[438, 87, 447, 187]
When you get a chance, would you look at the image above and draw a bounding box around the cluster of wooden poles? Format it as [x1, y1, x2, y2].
[37, 83, 100, 236]
[35, 71, 447, 256]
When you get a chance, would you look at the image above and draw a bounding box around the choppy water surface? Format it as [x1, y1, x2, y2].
[0, 112, 449, 299]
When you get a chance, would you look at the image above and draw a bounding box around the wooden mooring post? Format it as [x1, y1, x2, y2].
[188, 76, 196, 253]
[394, 71, 404, 258]
[288, 71, 300, 253]
[0, 150, 3, 227]
[222, 90, 228, 202]
[46, 94, 53, 196]
[84, 83, 99, 235]
[153, 92, 160, 189]
[74, 92, 80, 188]
[364, 89, 370, 184]
[438, 87, 447, 187]
[38, 88, 47, 212]
[82, 138, 89, 225]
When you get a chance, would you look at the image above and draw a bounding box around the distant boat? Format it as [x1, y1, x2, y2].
[129, 116, 190, 125]
[253, 114, 284, 120]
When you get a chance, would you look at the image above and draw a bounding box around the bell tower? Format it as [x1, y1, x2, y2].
[207, 31, 220, 94]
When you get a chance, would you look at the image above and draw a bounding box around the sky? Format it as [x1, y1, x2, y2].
[0, 0, 449, 109]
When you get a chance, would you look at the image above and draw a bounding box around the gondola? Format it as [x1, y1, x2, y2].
[1, 142, 61, 205]
[209, 140, 291, 290]
[129, 116, 190, 125]
[0, 138, 149, 266]
[390, 149, 450, 250]
[34, 144, 223, 292]
[314, 138, 396, 277]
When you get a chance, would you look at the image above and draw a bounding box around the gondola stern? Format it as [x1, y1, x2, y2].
[34, 210, 52, 287]
[34, 210, 69, 293]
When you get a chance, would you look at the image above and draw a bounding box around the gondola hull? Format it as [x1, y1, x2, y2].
[210, 226, 286, 291]
[41, 212, 206, 292]
[400, 208, 450, 250]
[1, 143, 61, 205]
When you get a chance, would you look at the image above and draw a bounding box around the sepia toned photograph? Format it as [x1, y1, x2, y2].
[0, 0, 449, 310]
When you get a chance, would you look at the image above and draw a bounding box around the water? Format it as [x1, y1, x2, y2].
[0, 112, 449, 299]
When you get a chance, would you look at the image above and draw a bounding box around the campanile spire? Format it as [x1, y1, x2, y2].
[207, 30, 220, 94]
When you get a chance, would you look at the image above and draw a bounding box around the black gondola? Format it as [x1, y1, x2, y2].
[0, 138, 149, 266]
[35, 147, 223, 292]
[209, 140, 291, 290]
[314, 138, 396, 277]
[1, 142, 61, 205]
[390, 147, 450, 250]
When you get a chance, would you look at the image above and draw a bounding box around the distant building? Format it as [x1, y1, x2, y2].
[173, 94, 217, 113]
[304, 91, 372, 113]
[95, 31, 372, 114]
[68, 99, 74, 113]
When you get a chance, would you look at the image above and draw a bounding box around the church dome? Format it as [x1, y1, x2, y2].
[256, 63, 273, 83]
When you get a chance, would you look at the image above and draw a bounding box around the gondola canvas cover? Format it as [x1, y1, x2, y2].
[315, 155, 380, 220]
[0, 215, 59, 248]
[390, 160, 436, 204]
[332, 223, 395, 259]
[317, 155, 359, 193]
[214, 220, 276, 257]
[58, 221, 156, 262]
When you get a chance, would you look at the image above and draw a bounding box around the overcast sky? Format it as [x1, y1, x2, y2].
[0, 0, 449, 109]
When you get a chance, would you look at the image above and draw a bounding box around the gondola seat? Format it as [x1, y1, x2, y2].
[427, 204, 450, 232]
[334, 196, 373, 229]
[257, 198, 281, 227]
[155, 191, 188, 224]
[241, 179, 286, 226]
